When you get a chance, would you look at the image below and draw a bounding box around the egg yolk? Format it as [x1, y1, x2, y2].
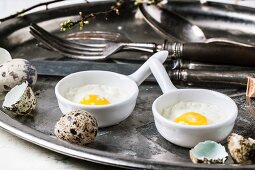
[174, 112, 208, 126]
[80, 94, 110, 106]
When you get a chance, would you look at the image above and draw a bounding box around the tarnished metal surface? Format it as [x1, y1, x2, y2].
[0, 1, 255, 169]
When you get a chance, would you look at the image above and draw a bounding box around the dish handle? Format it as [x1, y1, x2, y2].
[128, 51, 168, 86]
[149, 57, 177, 94]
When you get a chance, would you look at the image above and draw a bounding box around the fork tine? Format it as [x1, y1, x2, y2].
[29, 23, 131, 60]
[31, 30, 106, 60]
[30, 28, 104, 57]
[30, 24, 105, 52]
[30, 30, 59, 52]
[30, 23, 106, 51]
[66, 31, 130, 42]
[30, 27, 104, 54]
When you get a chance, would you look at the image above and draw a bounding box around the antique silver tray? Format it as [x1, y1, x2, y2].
[0, 1, 255, 169]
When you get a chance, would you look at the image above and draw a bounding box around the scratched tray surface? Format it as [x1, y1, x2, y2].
[1, 1, 255, 169]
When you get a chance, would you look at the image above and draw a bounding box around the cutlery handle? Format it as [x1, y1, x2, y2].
[170, 69, 255, 86]
[164, 42, 255, 66]
[178, 59, 255, 71]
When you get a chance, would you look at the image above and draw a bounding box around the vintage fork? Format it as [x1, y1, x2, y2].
[29, 23, 255, 66]
[30, 23, 159, 60]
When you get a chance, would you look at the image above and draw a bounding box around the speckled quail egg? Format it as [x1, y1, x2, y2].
[227, 133, 255, 164]
[190, 140, 228, 164]
[0, 47, 12, 64]
[2, 81, 36, 115]
[54, 110, 98, 145]
[0, 58, 37, 94]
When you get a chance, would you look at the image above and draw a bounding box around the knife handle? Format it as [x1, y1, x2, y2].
[169, 69, 255, 87]
[177, 59, 255, 71]
[164, 41, 255, 67]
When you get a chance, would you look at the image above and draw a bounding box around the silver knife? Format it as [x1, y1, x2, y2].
[30, 60, 254, 87]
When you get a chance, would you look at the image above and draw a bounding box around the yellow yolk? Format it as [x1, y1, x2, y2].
[80, 94, 110, 106]
[174, 112, 208, 126]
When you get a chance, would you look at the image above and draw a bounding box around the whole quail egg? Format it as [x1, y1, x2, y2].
[55, 110, 98, 145]
[0, 47, 12, 64]
[227, 133, 255, 164]
[2, 81, 36, 115]
[0, 58, 37, 94]
[190, 140, 228, 164]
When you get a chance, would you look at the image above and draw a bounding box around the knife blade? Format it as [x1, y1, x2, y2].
[30, 60, 141, 77]
[30, 60, 253, 87]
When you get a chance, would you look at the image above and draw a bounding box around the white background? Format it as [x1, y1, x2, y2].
[0, 1, 114, 169]
[0, 0, 255, 169]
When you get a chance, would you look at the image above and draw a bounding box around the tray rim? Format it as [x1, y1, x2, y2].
[0, 110, 252, 169]
[0, 1, 254, 169]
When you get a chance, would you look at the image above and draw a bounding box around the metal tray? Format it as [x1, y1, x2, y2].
[0, 1, 255, 169]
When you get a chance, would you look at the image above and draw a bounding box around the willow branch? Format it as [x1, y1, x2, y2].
[60, 0, 125, 31]
[60, 0, 162, 31]
[0, 0, 66, 23]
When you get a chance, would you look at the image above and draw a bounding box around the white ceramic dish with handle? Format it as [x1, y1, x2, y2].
[149, 57, 238, 148]
[55, 51, 168, 128]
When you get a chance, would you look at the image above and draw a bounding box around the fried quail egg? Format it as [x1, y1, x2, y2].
[54, 110, 98, 145]
[162, 101, 224, 126]
[64, 84, 127, 106]
[2, 81, 36, 115]
[227, 133, 255, 164]
[190, 140, 228, 164]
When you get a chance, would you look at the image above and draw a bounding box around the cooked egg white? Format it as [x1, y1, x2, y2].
[64, 84, 127, 106]
[162, 101, 225, 125]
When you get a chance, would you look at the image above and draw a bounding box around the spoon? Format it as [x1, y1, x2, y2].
[55, 51, 168, 128]
[139, 4, 253, 47]
[149, 57, 238, 147]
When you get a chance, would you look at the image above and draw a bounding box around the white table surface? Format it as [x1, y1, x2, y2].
[0, 0, 255, 169]
[0, 1, 115, 169]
